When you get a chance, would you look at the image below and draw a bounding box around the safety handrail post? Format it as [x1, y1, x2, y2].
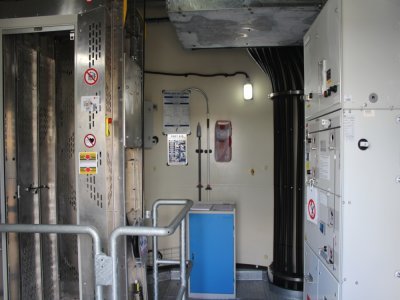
[179, 217, 187, 300]
[0, 223, 103, 300]
[110, 199, 193, 300]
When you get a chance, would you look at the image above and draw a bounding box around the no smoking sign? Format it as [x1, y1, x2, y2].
[84, 134, 96, 148]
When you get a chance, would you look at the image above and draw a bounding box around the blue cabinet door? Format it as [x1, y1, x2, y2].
[189, 213, 235, 296]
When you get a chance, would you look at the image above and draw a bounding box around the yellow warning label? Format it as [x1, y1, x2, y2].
[79, 152, 98, 175]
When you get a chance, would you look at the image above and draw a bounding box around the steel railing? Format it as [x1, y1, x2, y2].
[110, 198, 193, 300]
[0, 198, 193, 300]
[0, 224, 103, 300]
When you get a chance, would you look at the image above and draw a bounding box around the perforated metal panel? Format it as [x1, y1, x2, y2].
[76, 8, 110, 299]
[0, 3, 132, 299]
[38, 38, 60, 300]
[16, 36, 43, 300]
[3, 35, 20, 300]
[3, 32, 77, 300]
[54, 36, 78, 299]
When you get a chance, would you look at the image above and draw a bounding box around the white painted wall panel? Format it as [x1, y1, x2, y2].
[144, 22, 273, 266]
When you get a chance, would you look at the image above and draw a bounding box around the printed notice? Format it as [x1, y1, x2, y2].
[319, 155, 330, 180]
[167, 134, 188, 166]
[343, 111, 355, 141]
[81, 96, 100, 112]
[79, 152, 98, 174]
[163, 91, 190, 134]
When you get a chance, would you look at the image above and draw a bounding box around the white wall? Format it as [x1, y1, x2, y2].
[144, 21, 274, 266]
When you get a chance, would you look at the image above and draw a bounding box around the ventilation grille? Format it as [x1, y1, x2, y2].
[67, 133, 75, 160]
[60, 251, 79, 282]
[20, 234, 38, 299]
[88, 22, 102, 68]
[86, 168, 103, 209]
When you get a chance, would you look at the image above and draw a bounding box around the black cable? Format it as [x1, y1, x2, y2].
[144, 70, 249, 79]
[248, 46, 304, 290]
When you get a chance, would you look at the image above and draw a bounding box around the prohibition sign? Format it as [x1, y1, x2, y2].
[308, 199, 316, 220]
[84, 134, 96, 148]
[84, 68, 99, 86]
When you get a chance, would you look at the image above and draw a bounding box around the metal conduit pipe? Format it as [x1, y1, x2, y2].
[0, 224, 103, 300]
[110, 199, 193, 300]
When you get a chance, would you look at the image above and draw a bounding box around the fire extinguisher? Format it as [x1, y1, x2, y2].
[215, 120, 232, 162]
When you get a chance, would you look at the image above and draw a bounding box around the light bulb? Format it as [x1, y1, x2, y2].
[243, 82, 253, 100]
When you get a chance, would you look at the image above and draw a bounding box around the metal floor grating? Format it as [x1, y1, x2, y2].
[148, 269, 302, 300]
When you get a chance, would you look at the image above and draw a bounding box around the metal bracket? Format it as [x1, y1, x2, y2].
[95, 254, 113, 286]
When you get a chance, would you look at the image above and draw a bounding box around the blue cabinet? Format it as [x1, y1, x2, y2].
[188, 204, 235, 299]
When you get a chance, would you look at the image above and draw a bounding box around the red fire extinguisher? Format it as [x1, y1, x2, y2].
[215, 120, 232, 162]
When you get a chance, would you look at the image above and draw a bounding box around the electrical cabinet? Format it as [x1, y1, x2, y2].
[188, 204, 236, 299]
[304, 0, 400, 299]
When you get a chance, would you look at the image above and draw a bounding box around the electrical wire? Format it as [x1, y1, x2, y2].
[145, 70, 249, 79]
[248, 46, 304, 289]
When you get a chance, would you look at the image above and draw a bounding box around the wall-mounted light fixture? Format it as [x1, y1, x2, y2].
[145, 70, 253, 101]
[243, 78, 253, 101]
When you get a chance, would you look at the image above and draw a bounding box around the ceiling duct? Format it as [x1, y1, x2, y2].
[167, 0, 326, 49]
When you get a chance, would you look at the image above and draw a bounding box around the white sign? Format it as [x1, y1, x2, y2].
[167, 134, 188, 166]
[343, 111, 355, 141]
[318, 155, 331, 180]
[81, 95, 100, 112]
[163, 91, 190, 134]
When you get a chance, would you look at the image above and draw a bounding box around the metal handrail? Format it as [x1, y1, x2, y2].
[0, 223, 103, 300]
[152, 199, 193, 300]
[110, 199, 193, 300]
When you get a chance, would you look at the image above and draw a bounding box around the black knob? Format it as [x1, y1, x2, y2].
[358, 139, 369, 151]
[330, 85, 338, 93]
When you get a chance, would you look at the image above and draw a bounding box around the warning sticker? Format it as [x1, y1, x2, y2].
[79, 152, 98, 175]
[84, 134, 96, 148]
[81, 96, 100, 112]
[343, 111, 355, 141]
[318, 155, 330, 180]
[84, 68, 99, 86]
[306, 186, 318, 224]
